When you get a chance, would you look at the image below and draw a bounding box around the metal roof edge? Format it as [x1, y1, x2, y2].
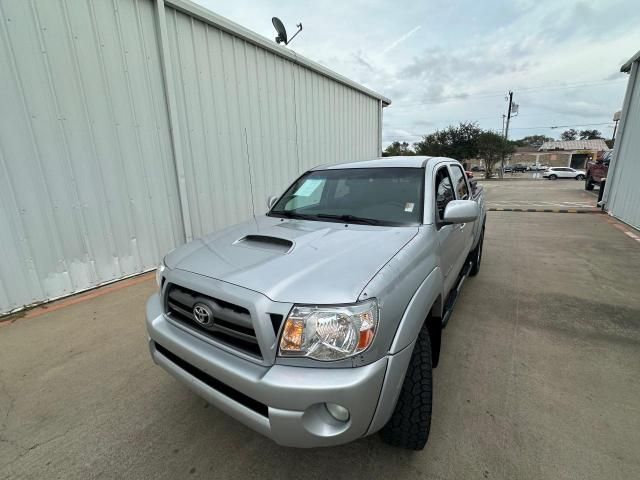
[621, 49, 640, 73]
[164, 0, 391, 106]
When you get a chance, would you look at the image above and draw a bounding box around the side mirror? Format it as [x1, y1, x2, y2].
[267, 195, 279, 210]
[443, 200, 479, 224]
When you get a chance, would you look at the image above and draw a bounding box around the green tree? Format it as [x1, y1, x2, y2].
[579, 129, 603, 140]
[413, 122, 482, 161]
[382, 141, 415, 157]
[477, 131, 516, 178]
[560, 129, 578, 141]
[514, 135, 554, 148]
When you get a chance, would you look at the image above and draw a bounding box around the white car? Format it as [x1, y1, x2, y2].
[542, 167, 586, 180]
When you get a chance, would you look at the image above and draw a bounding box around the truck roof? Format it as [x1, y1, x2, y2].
[313, 156, 443, 170]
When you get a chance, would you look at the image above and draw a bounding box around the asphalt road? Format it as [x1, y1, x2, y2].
[1, 180, 639, 480]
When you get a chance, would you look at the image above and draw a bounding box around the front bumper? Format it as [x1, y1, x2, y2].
[146, 293, 412, 447]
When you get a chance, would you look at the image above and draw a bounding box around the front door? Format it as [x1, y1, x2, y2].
[434, 166, 465, 296]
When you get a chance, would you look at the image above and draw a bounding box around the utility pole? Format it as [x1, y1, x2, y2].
[501, 91, 514, 178]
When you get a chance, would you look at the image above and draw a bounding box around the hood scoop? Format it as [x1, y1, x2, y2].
[233, 234, 294, 254]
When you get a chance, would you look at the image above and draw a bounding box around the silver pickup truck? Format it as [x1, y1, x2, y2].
[146, 156, 486, 450]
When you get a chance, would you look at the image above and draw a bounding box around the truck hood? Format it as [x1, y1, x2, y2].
[165, 215, 418, 304]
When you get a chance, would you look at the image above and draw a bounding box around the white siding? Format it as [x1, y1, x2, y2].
[0, 0, 387, 314]
[164, 6, 381, 238]
[0, 0, 183, 314]
[605, 61, 640, 230]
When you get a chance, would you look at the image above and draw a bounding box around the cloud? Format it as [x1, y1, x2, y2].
[197, 0, 639, 146]
[377, 25, 422, 57]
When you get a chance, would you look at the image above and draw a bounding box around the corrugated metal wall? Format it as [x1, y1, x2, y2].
[606, 61, 640, 230]
[0, 0, 184, 314]
[0, 0, 386, 314]
[164, 6, 380, 238]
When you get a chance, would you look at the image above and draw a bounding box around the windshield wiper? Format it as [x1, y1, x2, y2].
[315, 213, 381, 225]
[269, 210, 314, 220]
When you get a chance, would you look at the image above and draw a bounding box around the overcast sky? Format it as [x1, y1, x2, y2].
[197, 0, 639, 147]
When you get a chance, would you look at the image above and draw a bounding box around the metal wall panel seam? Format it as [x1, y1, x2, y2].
[133, 0, 181, 249]
[290, 52, 301, 174]
[207, 26, 234, 228]
[113, 0, 162, 264]
[201, 24, 227, 230]
[0, 143, 36, 309]
[86, 0, 143, 267]
[2, 0, 72, 298]
[240, 41, 256, 217]
[214, 28, 237, 224]
[154, 0, 192, 242]
[186, 15, 210, 233]
[169, 8, 200, 236]
[59, 0, 123, 280]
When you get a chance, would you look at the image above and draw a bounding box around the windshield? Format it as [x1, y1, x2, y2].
[269, 167, 424, 226]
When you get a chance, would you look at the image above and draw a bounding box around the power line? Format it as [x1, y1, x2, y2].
[390, 78, 626, 109]
[384, 122, 614, 139]
[384, 110, 616, 128]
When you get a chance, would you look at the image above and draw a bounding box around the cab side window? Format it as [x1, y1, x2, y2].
[449, 165, 469, 200]
[435, 167, 455, 223]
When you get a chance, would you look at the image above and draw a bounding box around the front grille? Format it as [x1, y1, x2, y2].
[164, 283, 261, 358]
[154, 342, 268, 417]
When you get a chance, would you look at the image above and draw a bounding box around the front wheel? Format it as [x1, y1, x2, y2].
[549, 174, 557, 180]
[576, 174, 585, 180]
[380, 325, 432, 450]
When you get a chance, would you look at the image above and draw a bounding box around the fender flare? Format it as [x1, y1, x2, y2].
[388, 266, 443, 355]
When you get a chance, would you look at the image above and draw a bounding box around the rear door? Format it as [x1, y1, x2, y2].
[434, 165, 465, 296]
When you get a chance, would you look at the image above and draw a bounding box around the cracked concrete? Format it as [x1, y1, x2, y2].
[0, 181, 639, 479]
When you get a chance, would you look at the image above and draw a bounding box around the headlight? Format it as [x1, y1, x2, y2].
[278, 299, 378, 361]
[155, 259, 166, 287]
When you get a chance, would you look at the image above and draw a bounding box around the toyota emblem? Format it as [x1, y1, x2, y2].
[192, 303, 214, 326]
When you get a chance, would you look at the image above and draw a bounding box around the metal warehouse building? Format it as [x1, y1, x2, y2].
[0, 0, 390, 315]
[602, 50, 640, 230]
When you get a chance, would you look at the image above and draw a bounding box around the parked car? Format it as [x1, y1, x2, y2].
[511, 163, 527, 173]
[585, 150, 611, 190]
[503, 165, 513, 173]
[542, 167, 586, 180]
[529, 164, 545, 171]
[471, 165, 485, 172]
[146, 156, 486, 450]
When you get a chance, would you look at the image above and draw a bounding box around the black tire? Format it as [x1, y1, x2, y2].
[549, 174, 557, 180]
[380, 325, 433, 450]
[585, 176, 595, 190]
[576, 174, 585, 180]
[469, 227, 484, 276]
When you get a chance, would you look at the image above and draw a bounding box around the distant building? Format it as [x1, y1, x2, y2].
[538, 139, 609, 169]
[601, 50, 640, 230]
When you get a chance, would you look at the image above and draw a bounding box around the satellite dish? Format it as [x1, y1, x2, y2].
[272, 17, 288, 44]
[271, 17, 303, 46]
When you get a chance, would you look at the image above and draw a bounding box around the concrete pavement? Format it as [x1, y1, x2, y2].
[1, 180, 639, 479]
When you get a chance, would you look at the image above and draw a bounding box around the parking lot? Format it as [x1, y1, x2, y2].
[1, 179, 639, 480]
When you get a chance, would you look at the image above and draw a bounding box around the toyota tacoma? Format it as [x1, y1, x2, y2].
[146, 156, 486, 449]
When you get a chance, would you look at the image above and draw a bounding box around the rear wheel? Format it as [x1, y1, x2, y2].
[380, 325, 432, 450]
[549, 174, 557, 180]
[576, 174, 585, 180]
[469, 227, 484, 276]
[585, 176, 595, 190]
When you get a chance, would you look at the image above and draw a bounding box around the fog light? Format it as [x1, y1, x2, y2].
[325, 403, 350, 422]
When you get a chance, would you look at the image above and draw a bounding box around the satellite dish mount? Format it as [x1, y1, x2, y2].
[272, 17, 303, 46]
